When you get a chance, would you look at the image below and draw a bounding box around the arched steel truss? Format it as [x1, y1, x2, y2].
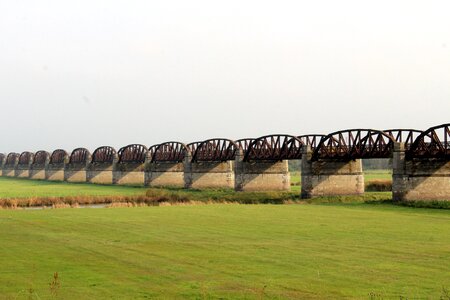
[244, 135, 302, 161]
[192, 139, 238, 162]
[50, 149, 68, 164]
[33, 151, 50, 165]
[236, 139, 255, 153]
[150, 142, 187, 163]
[69, 148, 91, 164]
[5, 153, 19, 165]
[0, 153, 5, 165]
[312, 129, 395, 160]
[92, 146, 117, 163]
[118, 144, 147, 163]
[407, 123, 450, 159]
[18, 152, 34, 165]
[384, 129, 423, 150]
[297, 134, 326, 150]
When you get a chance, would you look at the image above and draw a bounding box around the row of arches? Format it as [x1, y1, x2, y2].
[1, 123, 448, 166]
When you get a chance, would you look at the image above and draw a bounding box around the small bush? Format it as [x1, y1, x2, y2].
[365, 179, 392, 192]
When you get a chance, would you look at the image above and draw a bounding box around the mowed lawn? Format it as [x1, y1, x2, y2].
[0, 205, 449, 299]
[0, 177, 146, 199]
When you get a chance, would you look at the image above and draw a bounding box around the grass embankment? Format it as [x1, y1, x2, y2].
[0, 204, 448, 299]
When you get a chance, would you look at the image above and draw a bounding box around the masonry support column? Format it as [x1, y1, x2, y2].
[392, 142, 450, 202]
[234, 149, 290, 191]
[184, 156, 234, 189]
[392, 142, 407, 201]
[301, 145, 364, 198]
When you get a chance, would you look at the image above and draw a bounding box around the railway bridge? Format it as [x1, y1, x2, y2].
[0, 123, 448, 201]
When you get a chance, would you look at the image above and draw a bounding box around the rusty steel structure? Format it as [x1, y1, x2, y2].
[69, 148, 91, 164]
[18, 152, 34, 165]
[312, 129, 395, 161]
[297, 134, 325, 150]
[384, 129, 423, 150]
[407, 123, 450, 159]
[33, 151, 50, 165]
[236, 138, 255, 153]
[92, 146, 117, 163]
[192, 139, 238, 162]
[5, 153, 19, 165]
[150, 142, 187, 163]
[244, 135, 302, 162]
[0, 153, 5, 165]
[118, 144, 147, 163]
[50, 149, 68, 164]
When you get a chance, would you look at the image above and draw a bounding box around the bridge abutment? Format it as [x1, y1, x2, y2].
[393, 143, 450, 201]
[301, 146, 364, 198]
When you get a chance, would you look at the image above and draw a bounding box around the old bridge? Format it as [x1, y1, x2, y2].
[1, 123, 449, 201]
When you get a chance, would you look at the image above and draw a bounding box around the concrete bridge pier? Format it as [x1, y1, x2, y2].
[113, 162, 145, 186]
[145, 161, 185, 188]
[184, 153, 235, 189]
[234, 150, 290, 191]
[393, 143, 450, 201]
[46, 162, 67, 181]
[3, 157, 18, 177]
[65, 162, 90, 183]
[301, 146, 364, 198]
[87, 162, 115, 185]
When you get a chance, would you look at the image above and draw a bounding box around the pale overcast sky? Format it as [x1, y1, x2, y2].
[0, 0, 449, 153]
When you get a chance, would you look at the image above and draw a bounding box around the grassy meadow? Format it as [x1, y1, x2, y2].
[0, 204, 449, 299]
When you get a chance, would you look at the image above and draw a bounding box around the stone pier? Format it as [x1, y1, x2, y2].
[393, 143, 450, 201]
[301, 146, 364, 198]
[113, 162, 145, 186]
[145, 161, 184, 188]
[184, 153, 234, 189]
[234, 150, 290, 191]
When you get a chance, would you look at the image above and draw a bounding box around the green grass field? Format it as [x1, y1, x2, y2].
[0, 204, 449, 299]
[0, 177, 147, 199]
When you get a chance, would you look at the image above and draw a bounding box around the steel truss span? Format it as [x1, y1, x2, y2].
[1, 123, 449, 164]
[92, 146, 117, 163]
[50, 149, 68, 164]
[192, 139, 237, 162]
[244, 135, 302, 162]
[18, 152, 34, 165]
[407, 123, 450, 159]
[149, 142, 187, 163]
[118, 144, 147, 164]
[312, 129, 395, 161]
[33, 151, 50, 165]
[69, 148, 91, 164]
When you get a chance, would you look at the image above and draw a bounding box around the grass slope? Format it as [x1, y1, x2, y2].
[0, 204, 448, 299]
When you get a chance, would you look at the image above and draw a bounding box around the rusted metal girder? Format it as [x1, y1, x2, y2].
[50, 149, 68, 164]
[236, 138, 255, 153]
[384, 129, 423, 150]
[69, 148, 91, 164]
[186, 142, 202, 156]
[18, 151, 34, 165]
[312, 129, 395, 160]
[33, 151, 50, 165]
[297, 134, 325, 150]
[92, 146, 117, 163]
[0, 153, 5, 165]
[192, 139, 238, 162]
[244, 135, 302, 162]
[150, 142, 187, 163]
[5, 153, 19, 166]
[118, 144, 147, 163]
[407, 123, 450, 159]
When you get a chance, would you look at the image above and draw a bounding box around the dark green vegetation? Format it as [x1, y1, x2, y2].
[0, 205, 449, 299]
